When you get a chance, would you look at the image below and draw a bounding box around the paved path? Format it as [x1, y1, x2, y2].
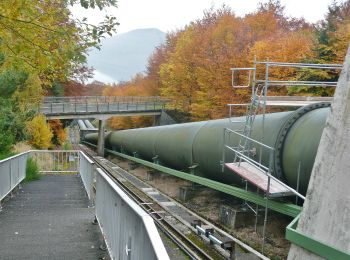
[0, 175, 108, 260]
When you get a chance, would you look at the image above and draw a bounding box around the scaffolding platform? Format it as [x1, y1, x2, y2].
[225, 162, 293, 197]
[264, 96, 333, 107]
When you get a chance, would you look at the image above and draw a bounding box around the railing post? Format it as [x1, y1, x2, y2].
[85, 99, 88, 112]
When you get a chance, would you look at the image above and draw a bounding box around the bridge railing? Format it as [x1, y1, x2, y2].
[0, 152, 29, 206]
[39, 96, 167, 115]
[30, 150, 80, 173]
[95, 168, 169, 260]
[79, 151, 95, 202]
[42, 96, 163, 104]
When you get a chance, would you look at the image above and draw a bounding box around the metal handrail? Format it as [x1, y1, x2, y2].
[41, 96, 165, 103]
[0, 151, 30, 163]
[0, 152, 29, 204]
[255, 61, 343, 69]
[79, 151, 95, 202]
[39, 99, 166, 115]
[225, 128, 274, 150]
[224, 129, 306, 200]
[95, 168, 170, 260]
[231, 67, 255, 88]
[256, 80, 338, 87]
[225, 145, 270, 172]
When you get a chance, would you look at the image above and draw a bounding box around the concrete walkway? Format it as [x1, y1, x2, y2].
[0, 175, 108, 260]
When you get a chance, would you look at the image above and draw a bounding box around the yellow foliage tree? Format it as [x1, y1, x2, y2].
[26, 115, 53, 149]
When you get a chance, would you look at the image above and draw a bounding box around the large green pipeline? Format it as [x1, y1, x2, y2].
[85, 102, 330, 194]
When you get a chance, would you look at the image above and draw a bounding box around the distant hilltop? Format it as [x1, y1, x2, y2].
[87, 28, 166, 83]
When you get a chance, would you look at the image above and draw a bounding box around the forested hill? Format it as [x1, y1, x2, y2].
[87, 28, 166, 82]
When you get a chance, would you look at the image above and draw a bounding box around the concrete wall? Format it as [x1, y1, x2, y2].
[288, 46, 350, 259]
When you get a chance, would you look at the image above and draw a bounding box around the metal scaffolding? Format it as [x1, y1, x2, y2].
[222, 60, 342, 254]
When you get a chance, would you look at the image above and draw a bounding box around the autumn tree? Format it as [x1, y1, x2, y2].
[100, 0, 350, 125]
[49, 120, 67, 146]
[290, 0, 350, 96]
[26, 115, 53, 149]
[0, 0, 118, 105]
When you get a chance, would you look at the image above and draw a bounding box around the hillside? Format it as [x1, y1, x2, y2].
[87, 28, 166, 82]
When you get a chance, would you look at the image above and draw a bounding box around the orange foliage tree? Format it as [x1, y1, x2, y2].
[101, 0, 350, 125]
[103, 74, 155, 129]
[48, 120, 67, 146]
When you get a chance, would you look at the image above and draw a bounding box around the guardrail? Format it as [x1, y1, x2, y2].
[39, 101, 166, 115]
[95, 168, 169, 260]
[42, 96, 164, 104]
[79, 152, 95, 202]
[30, 150, 79, 173]
[0, 152, 29, 209]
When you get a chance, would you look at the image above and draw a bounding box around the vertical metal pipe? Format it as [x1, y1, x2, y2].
[295, 161, 301, 204]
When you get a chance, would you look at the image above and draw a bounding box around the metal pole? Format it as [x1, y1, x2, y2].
[262, 149, 273, 254]
[9, 161, 13, 197]
[255, 187, 259, 232]
[222, 128, 226, 172]
[259, 60, 269, 166]
[262, 177, 270, 254]
[296, 161, 301, 204]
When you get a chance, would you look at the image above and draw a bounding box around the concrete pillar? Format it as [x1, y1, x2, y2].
[97, 120, 105, 157]
[288, 46, 350, 259]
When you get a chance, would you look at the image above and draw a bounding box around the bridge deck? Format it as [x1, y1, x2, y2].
[0, 174, 108, 260]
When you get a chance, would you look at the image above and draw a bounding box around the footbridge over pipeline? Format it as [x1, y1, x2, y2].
[39, 96, 168, 156]
[39, 96, 167, 120]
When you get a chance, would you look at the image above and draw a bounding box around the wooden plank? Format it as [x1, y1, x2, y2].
[225, 162, 292, 197]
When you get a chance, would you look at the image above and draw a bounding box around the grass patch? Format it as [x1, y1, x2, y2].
[0, 151, 16, 160]
[62, 141, 72, 150]
[25, 157, 40, 182]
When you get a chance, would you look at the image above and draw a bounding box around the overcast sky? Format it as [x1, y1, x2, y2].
[72, 0, 344, 83]
[71, 0, 343, 34]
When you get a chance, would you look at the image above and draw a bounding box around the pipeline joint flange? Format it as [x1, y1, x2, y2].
[274, 102, 331, 180]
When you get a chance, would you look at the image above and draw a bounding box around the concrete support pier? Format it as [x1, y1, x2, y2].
[97, 119, 105, 157]
[288, 46, 350, 258]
